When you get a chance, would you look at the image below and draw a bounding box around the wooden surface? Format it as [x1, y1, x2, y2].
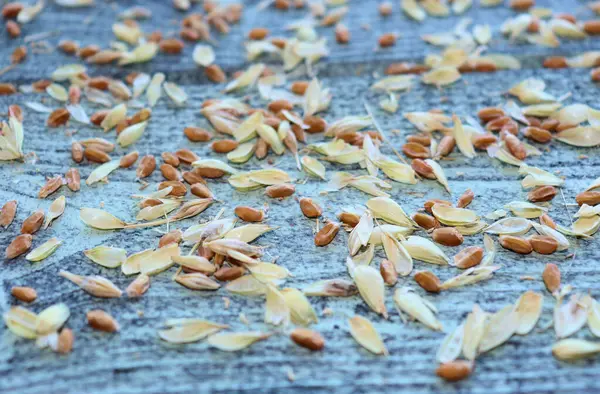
[1, 1, 600, 393]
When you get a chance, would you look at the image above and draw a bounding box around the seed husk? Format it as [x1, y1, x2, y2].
[348, 315, 387, 355]
[414, 270, 442, 293]
[436, 361, 473, 382]
[314, 222, 340, 246]
[87, 310, 119, 332]
[542, 263, 561, 293]
[11, 286, 37, 303]
[299, 197, 322, 218]
[290, 328, 325, 351]
[499, 235, 532, 254]
[59, 270, 122, 298]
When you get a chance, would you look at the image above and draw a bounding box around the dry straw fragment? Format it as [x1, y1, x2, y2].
[394, 287, 442, 330]
[25, 238, 62, 262]
[84, 246, 127, 268]
[59, 270, 122, 298]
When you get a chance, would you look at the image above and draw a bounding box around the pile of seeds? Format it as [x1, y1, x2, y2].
[4, 0, 600, 385]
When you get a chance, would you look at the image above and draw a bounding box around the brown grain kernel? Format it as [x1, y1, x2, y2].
[0, 83, 16, 95]
[125, 72, 139, 85]
[304, 116, 327, 133]
[472, 134, 498, 150]
[161, 152, 180, 167]
[58, 40, 78, 54]
[87, 310, 119, 333]
[88, 77, 110, 91]
[499, 235, 532, 254]
[291, 81, 309, 95]
[453, 246, 484, 269]
[455, 189, 474, 209]
[291, 124, 306, 143]
[212, 266, 243, 282]
[139, 199, 162, 209]
[84, 148, 110, 163]
[556, 122, 577, 132]
[264, 116, 281, 129]
[406, 134, 431, 146]
[159, 163, 181, 181]
[378, 1, 392, 16]
[130, 108, 151, 125]
[338, 212, 360, 228]
[424, 199, 451, 213]
[380, 259, 398, 286]
[432, 227, 464, 247]
[510, 0, 534, 10]
[335, 23, 350, 44]
[158, 229, 183, 248]
[299, 198, 322, 218]
[527, 185, 557, 202]
[523, 126, 552, 143]
[275, 0, 290, 9]
[254, 138, 268, 160]
[529, 235, 558, 255]
[592, 68, 600, 82]
[193, 167, 225, 179]
[378, 32, 396, 47]
[211, 16, 230, 34]
[485, 115, 510, 132]
[65, 168, 80, 192]
[576, 191, 600, 206]
[180, 27, 199, 41]
[175, 149, 199, 164]
[539, 119, 558, 132]
[158, 181, 187, 197]
[503, 133, 527, 160]
[385, 62, 429, 75]
[206, 64, 227, 83]
[47, 108, 70, 127]
[182, 170, 207, 185]
[402, 142, 430, 159]
[212, 139, 238, 153]
[540, 213, 557, 229]
[0, 200, 17, 228]
[136, 155, 156, 178]
[8, 104, 22, 121]
[290, 328, 325, 351]
[159, 38, 184, 54]
[116, 151, 137, 169]
[38, 175, 63, 199]
[21, 209, 44, 235]
[268, 99, 293, 113]
[234, 206, 265, 222]
[266, 183, 295, 198]
[11, 45, 26, 64]
[524, 117, 541, 128]
[2, 3, 23, 19]
[434, 136, 455, 158]
[78, 44, 100, 59]
[412, 212, 439, 230]
[411, 159, 436, 179]
[315, 222, 340, 246]
[126, 274, 150, 298]
[68, 85, 81, 105]
[500, 120, 519, 136]
[474, 62, 497, 73]
[556, 13, 576, 23]
[86, 50, 122, 65]
[56, 328, 74, 354]
[5, 234, 32, 259]
[414, 271, 442, 293]
[478, 107, 505, 123]
[190, 183, 213, 198]
[90, 110, 109, 126]
[584, 20, 600, 35]
[248, 27, 269, 40]
[542, 263, 561, 293]
[115, 120, 129, 135]
[436, 361, 473, 382]
[543, 56, 568, 69]
[270, 37, 286, 49]
[11, 286, 37, 302]
[6, 20, 20, 38]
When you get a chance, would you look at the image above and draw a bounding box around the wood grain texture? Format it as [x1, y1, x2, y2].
[1, 1, 600, 393]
